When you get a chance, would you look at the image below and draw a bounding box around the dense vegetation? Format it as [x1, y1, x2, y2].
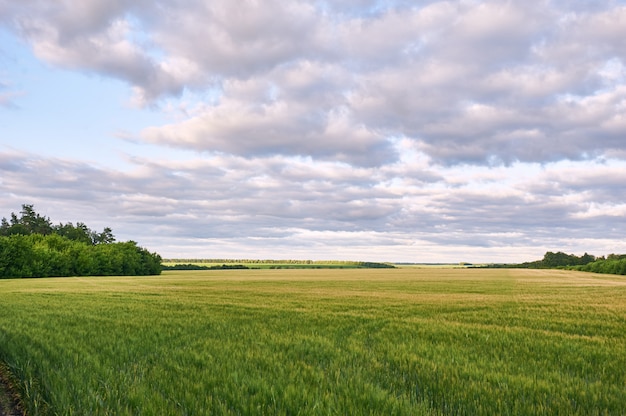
[513, 251, 597, 268]
[0, 205, 161, 278]
[1, 204, 114, 244]
[480, 251, 626, 276]
[500, 251, 626, 275]
[0, 268, 624, 415]
[575, 254, 626, 275]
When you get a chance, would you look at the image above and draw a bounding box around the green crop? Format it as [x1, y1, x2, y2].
[0, 268, 625, 415]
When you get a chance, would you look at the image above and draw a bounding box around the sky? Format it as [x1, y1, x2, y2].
[1, 0, 626, 263]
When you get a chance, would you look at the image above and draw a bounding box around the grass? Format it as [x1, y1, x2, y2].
[0, 268, 625, 415]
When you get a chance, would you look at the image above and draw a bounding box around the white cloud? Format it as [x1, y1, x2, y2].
[3, 1, 625, 165]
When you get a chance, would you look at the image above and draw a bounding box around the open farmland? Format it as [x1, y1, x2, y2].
[0, 268, 625, 415]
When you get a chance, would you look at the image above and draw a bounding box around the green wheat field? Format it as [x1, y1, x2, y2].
[1, 268, 625, 415]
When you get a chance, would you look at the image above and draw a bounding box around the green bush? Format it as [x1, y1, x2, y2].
[578, 257, 626, 275]
[0, 234, 161, 278]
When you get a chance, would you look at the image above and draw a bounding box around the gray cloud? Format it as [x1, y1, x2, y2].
[2, 149, 626, 261]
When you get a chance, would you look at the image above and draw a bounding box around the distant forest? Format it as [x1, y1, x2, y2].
[163, 259, 396, 269]
[0, 204, 162, 278]
[489, 251, 626, 275]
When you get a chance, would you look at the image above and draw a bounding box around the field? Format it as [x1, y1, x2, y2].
[161, 260, 395, 269]
[0, 268, 625, 415]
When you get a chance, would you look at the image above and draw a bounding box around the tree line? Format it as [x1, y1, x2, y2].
[1, 204, 114, 244]
[161, 263, 250, 270]
[0, 205, 161, 278]
[164, 258, 395, 268]
[575, 254, 626, 275]
[484, 251, 626, 276]
[514, 251, 597, 268]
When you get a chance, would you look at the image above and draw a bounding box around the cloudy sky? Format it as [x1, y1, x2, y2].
[1, 0, 626, 263]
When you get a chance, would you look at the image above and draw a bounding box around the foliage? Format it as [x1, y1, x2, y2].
[0, 234, 162, 278]
[0, 269, 625, 415]
[504, 251, 626, 276]
[0, 204, 115, 245]
[510, 251, 597, 269]
[0, 205, 161, 278]
[575, 255, 626, 275]
[358, 261, 395, 268]
[161, 263, 250, 270]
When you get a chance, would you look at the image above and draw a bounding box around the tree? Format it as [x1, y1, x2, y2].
[0, 204, 160, 278]
[540, 251, 596, 268]
[55, 222, 93, 245]
[1, 205, 117, 245]
[20, 204, 54, 235]
[93, 227, 116, 244]
[579, 252, 595, 265]
[0, 204, 53, 236]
